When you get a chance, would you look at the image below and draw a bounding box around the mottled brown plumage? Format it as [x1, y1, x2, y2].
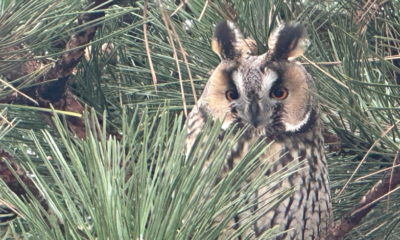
[186, 21, 332, 239]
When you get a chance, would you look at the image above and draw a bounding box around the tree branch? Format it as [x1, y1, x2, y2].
[0, 0, 117, 138]
[324, 155, 400, 240]
[0, 0, 116, 225]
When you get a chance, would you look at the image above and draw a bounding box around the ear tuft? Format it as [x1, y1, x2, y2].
[212, 21, 252, 60]
[268, 23, 309, 60]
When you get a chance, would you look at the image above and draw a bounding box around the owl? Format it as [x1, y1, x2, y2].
[185, 21, 332, 239]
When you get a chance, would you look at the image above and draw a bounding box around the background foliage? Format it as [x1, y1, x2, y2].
[1, 0, 400, 239]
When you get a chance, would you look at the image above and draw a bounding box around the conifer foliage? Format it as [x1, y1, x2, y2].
[0, 0, 400, 239]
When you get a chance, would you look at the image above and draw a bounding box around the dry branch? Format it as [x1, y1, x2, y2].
[0, 0, 115, 138]
[324, 155, 400, 240]
[0, 0, 115, 225]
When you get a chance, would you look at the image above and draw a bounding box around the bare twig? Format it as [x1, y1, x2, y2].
[355, 164, 400, 181]
[0, 77, 38, 105]
[301, 54, 400, 66]
[207, 0, 233, 21]
[167, 9, 198, 111]
[387, 149, 398, 210]
[0, 112, 14, 127]
[301, 55, 359, 96]
[0, 198, 24, 219]
[220, 0, 236, 20]
[337, 120, 400, 197]
[170, 2, 184, 16]
[143, 0, 158, 92]
[365, 221, 387, 237]
[159, 6, 188, 117]
[324, 154, 400, 240]
[198, 0, 209, 21]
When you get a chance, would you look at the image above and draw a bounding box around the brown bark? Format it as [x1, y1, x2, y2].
[324, 156, 400, 240]
[323, 129, 341, 153]
[0, 149, 45, 222]
[0, 0, 116, 223]
[0, 150, 40, 200]
[0, 0, 115, 138]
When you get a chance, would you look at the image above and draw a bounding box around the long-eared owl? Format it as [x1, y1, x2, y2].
[185, 21, 332, 240]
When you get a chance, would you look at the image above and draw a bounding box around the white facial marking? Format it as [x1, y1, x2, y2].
[233, 65, 279, 94]
[232, 71, 243, 92]
[284, 111, 311, 132]
[263, 68, 278, 92]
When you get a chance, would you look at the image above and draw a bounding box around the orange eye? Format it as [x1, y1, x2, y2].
[270, 88, 288, 100]
[226, 90, 239, 101]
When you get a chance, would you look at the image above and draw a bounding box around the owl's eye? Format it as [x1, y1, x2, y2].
[270, 87, 288, 100]
[226, 90, 239, 101]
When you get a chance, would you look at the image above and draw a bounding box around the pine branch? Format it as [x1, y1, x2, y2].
[325, 155, 400, 240]
[39, 0, 113, 98]
[0, 0, 116, 227]
[0, 0, 118, 138]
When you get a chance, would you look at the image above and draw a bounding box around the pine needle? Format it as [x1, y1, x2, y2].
[143, 0, 157, 92]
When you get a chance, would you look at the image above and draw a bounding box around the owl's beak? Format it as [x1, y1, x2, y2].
[249, 98, 261, 127]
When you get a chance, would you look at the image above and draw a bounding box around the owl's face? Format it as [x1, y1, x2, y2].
[201, 21, 316, 137]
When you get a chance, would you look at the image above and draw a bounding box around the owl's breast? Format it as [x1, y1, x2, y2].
[224, 133, 332, 239]
[226, 135, 285, 171]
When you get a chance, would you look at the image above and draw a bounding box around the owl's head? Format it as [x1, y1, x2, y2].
[200, 21, 318, 137]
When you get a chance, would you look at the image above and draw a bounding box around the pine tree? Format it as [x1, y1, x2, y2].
[0, 0, 399, 239]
